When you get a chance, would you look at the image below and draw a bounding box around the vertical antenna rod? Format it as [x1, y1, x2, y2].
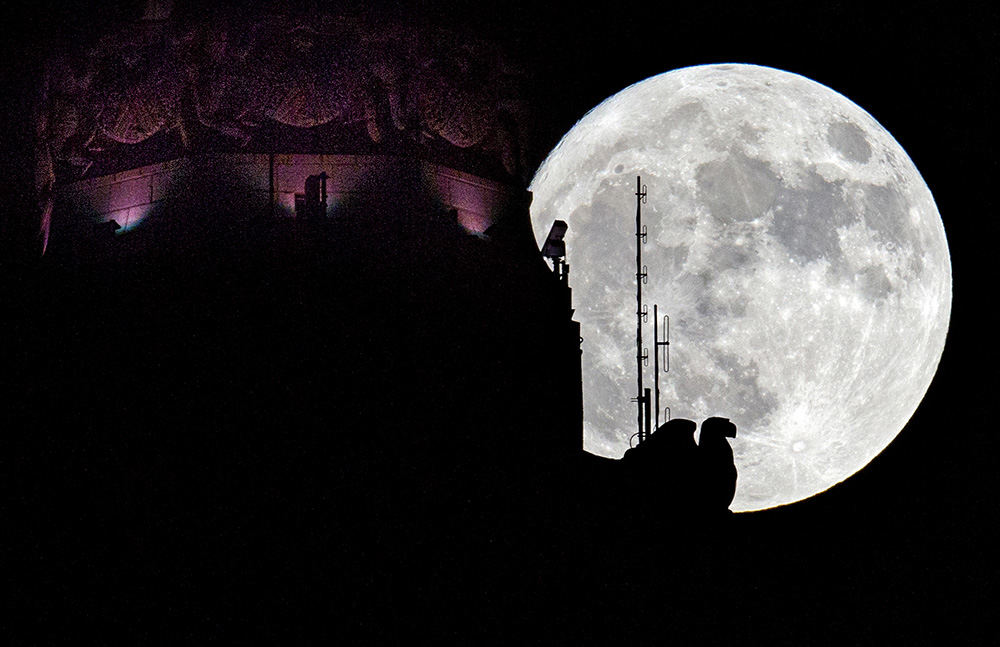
[654, 304, 660, 431]
[654, 306, 670, 430]
[635, 176, 648, 444]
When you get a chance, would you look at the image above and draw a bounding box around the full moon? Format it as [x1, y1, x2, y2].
[529, 64, 951, 511]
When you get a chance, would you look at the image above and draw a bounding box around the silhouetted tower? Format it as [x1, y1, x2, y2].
[541, 219, 584, 449]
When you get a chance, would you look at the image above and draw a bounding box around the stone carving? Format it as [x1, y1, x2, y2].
[32, 9, 534, 254]
[37, 9, 533, 183]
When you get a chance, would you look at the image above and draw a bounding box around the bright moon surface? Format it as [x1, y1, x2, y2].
[529, 64, 951, 512]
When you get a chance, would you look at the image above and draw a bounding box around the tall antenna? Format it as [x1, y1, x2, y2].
[632, 176, 649, 445]
[654, 305, 670, 430]
[629, 177, 673, 448]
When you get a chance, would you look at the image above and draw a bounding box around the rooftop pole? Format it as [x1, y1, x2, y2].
[634, 176, 648, 444]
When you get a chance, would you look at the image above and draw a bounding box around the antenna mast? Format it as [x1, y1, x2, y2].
[633, 176, 650, 444]
[654, 305, 670, 429]
[630, 177, 672, 447]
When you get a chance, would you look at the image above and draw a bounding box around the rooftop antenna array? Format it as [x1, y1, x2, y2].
[631, 175, 671, 447]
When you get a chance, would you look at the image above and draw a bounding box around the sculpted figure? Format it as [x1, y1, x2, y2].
[621, 417, 739, 515]
[89, 24, 185, 145]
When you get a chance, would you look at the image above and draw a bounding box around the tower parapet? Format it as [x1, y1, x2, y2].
[51, 153, 531, 261]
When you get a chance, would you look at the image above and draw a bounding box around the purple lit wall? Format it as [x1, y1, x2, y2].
[56, 159, 185, 235]
[52, 154, 531, 256]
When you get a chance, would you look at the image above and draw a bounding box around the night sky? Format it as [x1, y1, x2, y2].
[521, 5, 1000, 640]
[4, 0, 997, 642]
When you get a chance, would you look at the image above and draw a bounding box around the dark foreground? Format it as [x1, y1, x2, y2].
[5, 208, 987, 644]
